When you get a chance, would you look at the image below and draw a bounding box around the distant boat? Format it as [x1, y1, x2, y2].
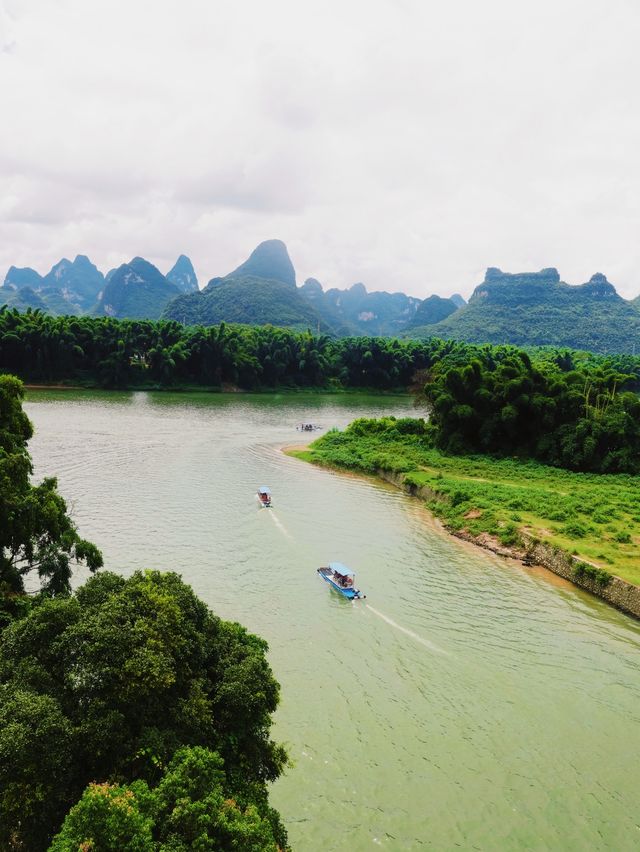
[257, 486, 272, 507]
[297, 423, 322, 432]
[317, 562, 365, 599]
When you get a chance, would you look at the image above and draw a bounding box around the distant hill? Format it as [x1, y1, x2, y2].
[409, 267, 640, 354]
[95, 257, 180, 320]
[41, 255, 104, 310]
[298, 278, 423, 336]
[405, 294, 458, 328]
[298, 278, 354, 335]
[6, 247, 640, 354]
[166, 255, 199, 293]
[163, 241, 330, 331]
[226, 239, 296, 286]
[0, 285, 48, 312]
[4, 266, 43, 289]
[2, 255, 103, 314]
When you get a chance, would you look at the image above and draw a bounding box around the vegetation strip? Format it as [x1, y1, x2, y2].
[3, 311, 640, 399]
[289, 418, 640, 619]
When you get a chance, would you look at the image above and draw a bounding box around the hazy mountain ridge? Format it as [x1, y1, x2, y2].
[4, 246, 640, 354]
[1, 253, 196, 318]
[408, 267, 640, 354]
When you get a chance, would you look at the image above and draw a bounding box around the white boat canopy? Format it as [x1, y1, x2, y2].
[329, 561, 356, 577]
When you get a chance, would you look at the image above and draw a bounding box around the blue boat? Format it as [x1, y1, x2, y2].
[317, 562, 365, 599]
[257, 486, 272, 507]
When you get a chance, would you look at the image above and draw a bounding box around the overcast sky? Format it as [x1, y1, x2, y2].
[1, 0, 639, 298]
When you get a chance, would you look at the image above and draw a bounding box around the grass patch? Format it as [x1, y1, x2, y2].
[298, 417, 640, 587]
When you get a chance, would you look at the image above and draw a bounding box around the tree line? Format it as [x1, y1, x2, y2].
[2, 306, 640, 394]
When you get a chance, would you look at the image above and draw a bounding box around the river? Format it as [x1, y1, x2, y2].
[25, 390, 640, 851]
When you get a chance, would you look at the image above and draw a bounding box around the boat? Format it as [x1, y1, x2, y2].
[296, 422, 322, 432]
[257, 486, 272, 507]
[317, 562, 365, 599]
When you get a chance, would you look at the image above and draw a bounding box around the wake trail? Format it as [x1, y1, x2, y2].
[365, 604, 449, 655]
[268, 510, 293, 540]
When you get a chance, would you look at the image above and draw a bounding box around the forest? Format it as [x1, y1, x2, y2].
[2, 307, 640, 394]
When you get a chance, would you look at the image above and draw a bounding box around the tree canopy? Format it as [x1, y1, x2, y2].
[0, 570, 288, 850]
[423, 349, 640, 472]
[50, 747, 282, 851]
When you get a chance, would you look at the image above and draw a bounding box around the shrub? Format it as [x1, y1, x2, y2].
[573, 562, 613, 587]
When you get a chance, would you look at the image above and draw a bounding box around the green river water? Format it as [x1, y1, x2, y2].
[25, 390, 640, 851]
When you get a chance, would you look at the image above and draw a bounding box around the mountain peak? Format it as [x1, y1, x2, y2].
[96, 257, 179, 319]
[167, 255, 198, 293]
[301, 277, 323, 294]
[226, 239, 296, 287]
[3, 266, 43, 289]
[484, 267, 560, 286]
[580, 273, 619, 299]
[349, 282, 367, 298]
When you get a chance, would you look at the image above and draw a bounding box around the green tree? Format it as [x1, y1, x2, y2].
[50, 747, 283, 851]
[0, 375, 102, 626]
[0, 570, 287, 850]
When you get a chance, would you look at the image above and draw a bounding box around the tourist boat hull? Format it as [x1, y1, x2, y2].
[317, 566, 364, 599]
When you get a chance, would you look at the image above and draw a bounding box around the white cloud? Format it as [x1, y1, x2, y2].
[1, 0, 640, 296]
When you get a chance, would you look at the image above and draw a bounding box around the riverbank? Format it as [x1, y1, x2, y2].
[22, 380, 410, 396]
[286, 418, 640, 619]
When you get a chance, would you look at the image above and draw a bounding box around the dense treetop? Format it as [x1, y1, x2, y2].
[422, 349, 640, 473]
[0, 569, 288, 849]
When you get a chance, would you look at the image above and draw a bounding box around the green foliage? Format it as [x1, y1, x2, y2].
[572, 562, 613, 587]
[0, 570, 287, 850]
[50, 747, 282, 851]
[3, 309, 640, 403]
[0, 375, 103, 626]
[49, 782, 156, 851]
[422, 348, 640, 473]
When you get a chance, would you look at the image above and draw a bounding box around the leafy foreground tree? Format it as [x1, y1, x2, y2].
[49, 746, 282, 851]
[0, 374, 103, 627]
[0, 570, 288, 850]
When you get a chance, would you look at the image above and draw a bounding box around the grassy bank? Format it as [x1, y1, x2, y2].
[290, 418, 640, 587]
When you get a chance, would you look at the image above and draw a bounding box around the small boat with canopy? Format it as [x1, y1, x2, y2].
[317, 562, 365, 599]
[257, 486, 272, 507]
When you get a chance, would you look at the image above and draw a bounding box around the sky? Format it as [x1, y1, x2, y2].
[1, 0, 640, 299]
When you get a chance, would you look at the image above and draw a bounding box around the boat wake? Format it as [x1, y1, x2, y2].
[365, 604, 449, 655]
[268, 511, 292, 540]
